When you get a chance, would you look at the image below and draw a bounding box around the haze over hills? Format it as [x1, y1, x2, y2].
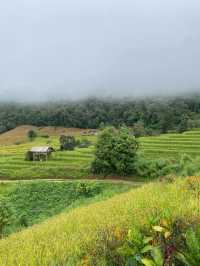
[0, 1, 200, 265]
[1, 0, 200, 102]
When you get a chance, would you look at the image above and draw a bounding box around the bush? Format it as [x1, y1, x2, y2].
[25, 151, 33, 161]
[41, 134, 49, 138]
[27, 130, 37, 141]
[91, 127, 138, 176]
[60, 135, 76, 151]
[132, 121, 146, 138]
[75, 182, 101, 197]
[14, 141, 22, 145]
[134, 156, 172, 180]
[134, 155, 200, 180]
[77, 139, 91, 148]
[0, 198, 14, 237]
[177, 226, 200, 265]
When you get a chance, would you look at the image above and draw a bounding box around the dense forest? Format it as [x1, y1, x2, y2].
[1, 94, 200, 136]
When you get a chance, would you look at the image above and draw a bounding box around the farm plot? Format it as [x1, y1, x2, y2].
[0, 136, 95, 179]
[1, 128, 200, 179]
[140, 130, 200, 158]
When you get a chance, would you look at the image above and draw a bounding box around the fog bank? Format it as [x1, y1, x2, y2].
[0, 0, 200, 102]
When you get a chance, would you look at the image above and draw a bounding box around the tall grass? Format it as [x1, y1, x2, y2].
[0, 180, 135, 237]
[0, 178, 198, 265]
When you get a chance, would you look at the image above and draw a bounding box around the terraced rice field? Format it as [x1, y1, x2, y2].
[0, 136, 95, 179]
[140, 129, 200, 158]
[1, 127, 200, 179]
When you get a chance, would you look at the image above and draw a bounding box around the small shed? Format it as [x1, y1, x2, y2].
[29, 146, 54, 161]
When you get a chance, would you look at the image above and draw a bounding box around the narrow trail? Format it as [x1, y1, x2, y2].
[0, 177, 144, 186]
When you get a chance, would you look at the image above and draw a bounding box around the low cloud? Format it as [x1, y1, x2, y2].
[0, 0, 200, 102]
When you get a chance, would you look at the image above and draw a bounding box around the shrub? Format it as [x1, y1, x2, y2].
[25, 151, 33, 161]
[132, 121, 146, 138]
[41, 134, 49, 138]
[14, 141, 22, 145]
[118, 219, 191, 266]
[0, 198, 14, 237]
[27, 130, 37, 141]
[60, 135, 76, 151]
[75, 182, 101, 197]
[77, 139, 91, 148]
[134, 156, 172, 180]
[134, 155, 200, 180]
[91, 127, 138, 176]
[177, 226, 200, 265]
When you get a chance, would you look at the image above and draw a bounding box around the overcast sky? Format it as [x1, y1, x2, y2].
[0, 0, 200, 102]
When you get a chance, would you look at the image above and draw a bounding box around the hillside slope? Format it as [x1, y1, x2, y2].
[0, 125, 86, 145]
[140, 129, 200, 158]
[0, 178, 198, 265]
[1, 126, 200, 179]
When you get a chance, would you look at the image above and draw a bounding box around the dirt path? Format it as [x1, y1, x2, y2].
[0, 177, 144, 186]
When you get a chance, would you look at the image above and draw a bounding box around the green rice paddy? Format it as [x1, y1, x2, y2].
[0, 129, 200, 179]
[140, 130, 200, 158]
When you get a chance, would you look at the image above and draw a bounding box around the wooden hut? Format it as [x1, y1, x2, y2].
[29, 146, 54, 161]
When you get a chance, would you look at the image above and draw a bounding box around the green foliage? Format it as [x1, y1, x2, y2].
[118, 219, 192, 266]
[134, 154, 200, 180]
[1, 95, 200, 133]
[77, 139, 91, 148]
[119, 228, 166, 266]
[25, 151, 34, 161]
[0, 198, 14, 237]
[59, 135, 76, 150]
[132, 121, 147, 138]
[178, 115, 190, 133]
[27, 130, 37, 141]
[134, 156, 171, 179]
[176, 227, 200, 265]
[91, 127, 138, 176]
[0, 178, 198, 265]
[41, 134, 49, 138]
[0, 181, 132, 237]
[75, 182, 100, 197]
[7, 181, 103, 227]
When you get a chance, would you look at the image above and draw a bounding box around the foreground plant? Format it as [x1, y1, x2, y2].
[176, 227, 200, 266]
[118, 219, 188, 266]
[0, 198, 14, 237]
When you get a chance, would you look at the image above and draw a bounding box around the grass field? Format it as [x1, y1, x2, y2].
[1, 126, 200, 179]
[0, 133, 96, 179]
[0, 180, 136, 237]
[0, 177, 198, 265]
[140, 129, 200, 158]
[0, 126, 199, 265]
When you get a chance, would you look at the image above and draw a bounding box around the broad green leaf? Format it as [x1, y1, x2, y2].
[141, 258, 155, 266]
[151, 247, 164, 266]
[143, 236, 153, 244]
[141, 245, 154, 253]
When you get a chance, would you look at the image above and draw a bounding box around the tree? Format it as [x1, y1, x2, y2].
[178, 115, 189, 133]
[0, 198, 14, 237]
[27, 130, 37, 141]
[59, 135, 76, 151]
[132, 121, 146, 137]
[91, 127, 138, 176]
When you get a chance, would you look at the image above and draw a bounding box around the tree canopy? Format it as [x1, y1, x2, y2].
[0, 95, 200, 135]
[91, 127, 138, 176]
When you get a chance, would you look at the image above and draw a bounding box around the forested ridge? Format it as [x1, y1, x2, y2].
[1, 95, 200, 135]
